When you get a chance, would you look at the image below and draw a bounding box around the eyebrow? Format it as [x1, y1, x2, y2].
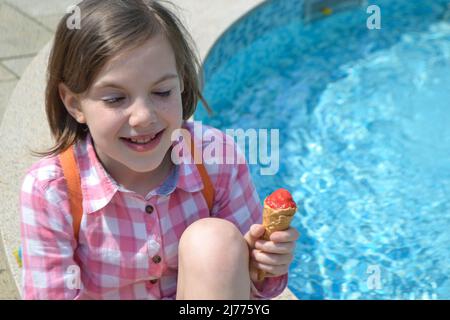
[93, 73, 179, 90]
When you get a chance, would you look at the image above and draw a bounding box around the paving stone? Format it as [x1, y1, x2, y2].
[0, 63, 17, 81]
[4, 0, 77, 18]
[36, 14, 66, 32]
[2, 57, 33, 78]
[0, 3, 53, 58]
[0, 80, 17, 123]
[0, 231, 20, 300]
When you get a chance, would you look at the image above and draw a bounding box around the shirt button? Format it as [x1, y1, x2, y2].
[149, 279, 158, 284]
[152, 255, 162, 264]
[145, 205, 154, 214]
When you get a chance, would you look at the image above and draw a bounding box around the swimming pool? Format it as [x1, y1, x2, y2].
[195, 0, 450, 299]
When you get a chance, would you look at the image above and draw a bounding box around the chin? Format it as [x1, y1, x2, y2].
[135, 152, 170, 173]
[129, 156, 165, 173]
[126, 163, 158, 174]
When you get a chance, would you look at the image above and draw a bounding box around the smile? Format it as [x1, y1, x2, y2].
[120, 129, 165, 152]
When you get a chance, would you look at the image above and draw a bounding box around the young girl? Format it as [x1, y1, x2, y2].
[20, 0, 298, 300]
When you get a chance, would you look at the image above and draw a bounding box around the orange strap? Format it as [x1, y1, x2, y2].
[190, 137, 215, 211]
[59, 138, 215, 242]
[59, 145, 83, 242]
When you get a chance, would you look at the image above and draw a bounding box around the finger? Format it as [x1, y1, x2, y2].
[244, 224, 266, 248]
[255, 240, 296, 254]
[251, 249, 293, 266]
[269, 227, 300, 243]
[250, 224, 266, 239]
[250, 261, 289, 277]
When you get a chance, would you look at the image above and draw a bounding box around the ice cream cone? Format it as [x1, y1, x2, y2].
[256, 189, 297, 281]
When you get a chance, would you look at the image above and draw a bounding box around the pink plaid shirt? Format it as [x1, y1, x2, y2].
[20, 121, 288, 300]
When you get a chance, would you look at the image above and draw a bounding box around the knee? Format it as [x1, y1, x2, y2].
[178, 218, 249, 271]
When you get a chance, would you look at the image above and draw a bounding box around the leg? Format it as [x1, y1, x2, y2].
[176, 218, 251, 300]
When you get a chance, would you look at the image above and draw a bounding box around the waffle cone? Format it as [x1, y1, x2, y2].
[257, 198, 297, 281]
[262, 202, 296, 240]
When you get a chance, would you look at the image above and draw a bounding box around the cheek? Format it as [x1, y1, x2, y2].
[85, 107, 123, 135]
[161, 97, 183, 125]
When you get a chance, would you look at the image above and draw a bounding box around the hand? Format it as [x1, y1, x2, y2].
[244, 224, 300, 282]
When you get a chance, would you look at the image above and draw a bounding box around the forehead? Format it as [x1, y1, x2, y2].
[93, 34, 177, 85]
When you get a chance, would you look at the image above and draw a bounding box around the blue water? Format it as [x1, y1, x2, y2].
[195, 0, 450, 299]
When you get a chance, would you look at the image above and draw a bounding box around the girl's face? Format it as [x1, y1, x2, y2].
[62, 34, 184, 184]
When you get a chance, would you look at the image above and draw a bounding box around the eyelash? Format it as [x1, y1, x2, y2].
[102, 90, 172, 105]
[156, 90, 172, 98]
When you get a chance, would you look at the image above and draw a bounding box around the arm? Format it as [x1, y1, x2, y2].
[20, 173, 81, 300]
[210, 143, 288, 299]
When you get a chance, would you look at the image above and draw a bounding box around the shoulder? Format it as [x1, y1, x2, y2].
[182, 120, 232, 143]
[181, 121, 249, 187]
[20, 154, 75, 241]
[20, 154, 67, 201]
[182, 121, 242, 157]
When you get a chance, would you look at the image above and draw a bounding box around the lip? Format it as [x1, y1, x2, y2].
[120, 129, 165, 153]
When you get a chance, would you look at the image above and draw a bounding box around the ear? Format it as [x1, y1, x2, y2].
[58, 82, 86, 124]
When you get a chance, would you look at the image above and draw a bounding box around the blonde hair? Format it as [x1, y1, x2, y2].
[33, 0, 211, 158]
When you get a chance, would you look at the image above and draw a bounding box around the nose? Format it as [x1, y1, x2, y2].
[128, 97, 158, 128]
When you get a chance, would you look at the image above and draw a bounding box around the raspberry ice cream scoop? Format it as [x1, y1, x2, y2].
[265, 188, 297, 210]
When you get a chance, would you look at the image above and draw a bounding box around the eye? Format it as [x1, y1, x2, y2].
[154, 90, 171, 97]
[102, 97, 124, 105]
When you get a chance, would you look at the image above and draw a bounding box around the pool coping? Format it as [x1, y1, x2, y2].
[0, 0, 297, 300]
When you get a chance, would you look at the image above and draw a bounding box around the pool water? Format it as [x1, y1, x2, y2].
[195, 0, 450, 299]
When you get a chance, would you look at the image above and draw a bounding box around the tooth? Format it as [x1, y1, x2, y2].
[130, 137, 151, 143]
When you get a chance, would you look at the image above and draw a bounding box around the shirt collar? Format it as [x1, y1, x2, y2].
[75, 129, 204, 214]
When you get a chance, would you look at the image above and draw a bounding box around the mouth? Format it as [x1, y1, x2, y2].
[120, 129, 165, 145]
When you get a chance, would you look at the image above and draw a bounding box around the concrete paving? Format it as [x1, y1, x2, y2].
[0, 0, 297, 300]
[0, 0, 71, 128]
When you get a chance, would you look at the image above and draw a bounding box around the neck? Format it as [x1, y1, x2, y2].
[94, 142, 175, 197]
[121, 148, 175, 197]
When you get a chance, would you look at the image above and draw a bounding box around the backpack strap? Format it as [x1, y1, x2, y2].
[59, 145, 83, 243]
[59, 137, 215, 242]
[191, 138, 215, 211]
